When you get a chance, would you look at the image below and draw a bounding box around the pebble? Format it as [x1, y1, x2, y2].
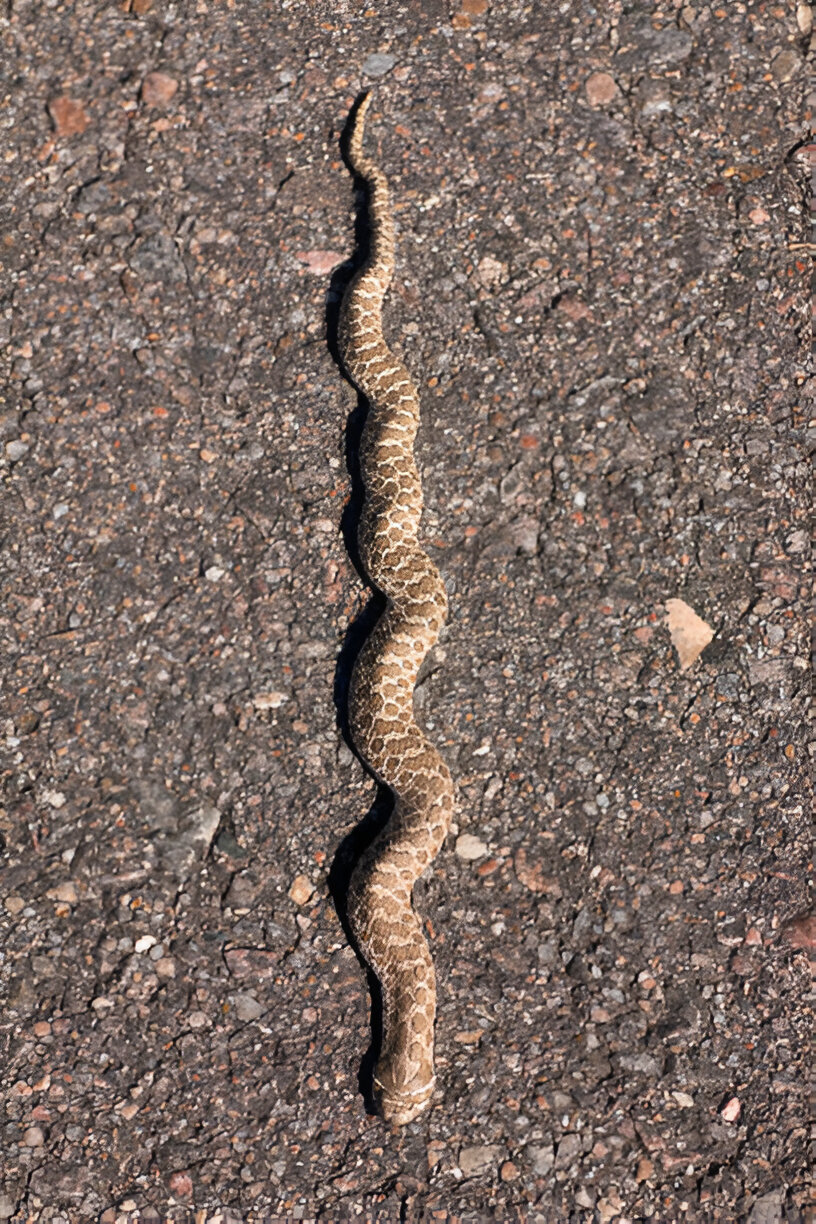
[15, 710, 40, 734]
[770, 50, 801, 83]
[455, 832, 489, 860]
[638, 79, 673, 117]
[584, 72, 618, 106]
[168, 1171, 193, 1197]
[716, 672, 739, 699]
[362, 53, 396, 77]
[554, 1133, 581, 1168]
[537, 940, 559, 966]
[454, 1029, 483, 1045]
[750, 1189, 786, 1223]
[224, 948, 281, 979]
[233, 992, 264, 1021]
[187, 1010, 210, 1029]
[665, 598, 714, 670]
[499, 464, 526, 504]
[427, 1139, 446, 1169]
[476, 255, 507, 288]
[526, 1142, 554, 1175]
[45, 881, 77, 903]
[730, 951, 753, 976]
[141, 72, 179, 106]
[458, 1144, 503, 1177]
[47, 95, 88, 137]
[636, 1157, 654, 1180]
[597, 1196, 624, 1223]
[514, 848, 562, 896]
[253, 691, 287, 710]
[22, 1126, 45, 1147]
[672, 1090, 695, 1108]
[0, 1195, 15, 1221]
[783, 913, 816, 952]
[720, 1096, 741, 1122]
[288, 874, 314, 906]
[619, 1052, 661, 1076]
[5, 439, 29, 461]
[620, 21, 692, 65]
[295, 249, 346, 275]
[159, 804, 221, 879]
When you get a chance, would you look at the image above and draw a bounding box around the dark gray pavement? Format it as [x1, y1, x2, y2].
[0, 1, 812, 1220]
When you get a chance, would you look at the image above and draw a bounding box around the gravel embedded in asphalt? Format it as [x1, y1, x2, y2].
[0, 1, 812, 1220]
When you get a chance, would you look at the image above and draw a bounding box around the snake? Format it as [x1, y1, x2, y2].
[337, 92, 455, 1125]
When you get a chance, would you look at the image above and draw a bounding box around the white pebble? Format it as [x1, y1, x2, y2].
[455, 833, 489, 861]
[253, 691, 287, 710]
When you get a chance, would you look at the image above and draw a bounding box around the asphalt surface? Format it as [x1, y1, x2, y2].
[0, 1, 812, 1221]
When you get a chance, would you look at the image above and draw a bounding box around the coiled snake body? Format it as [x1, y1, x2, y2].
[338, 93, 455, 1125]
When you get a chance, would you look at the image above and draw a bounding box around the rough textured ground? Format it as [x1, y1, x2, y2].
[0, 1, 812, 1221]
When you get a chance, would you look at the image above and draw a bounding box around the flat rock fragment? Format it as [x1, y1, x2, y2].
[665, 598, 714, 669]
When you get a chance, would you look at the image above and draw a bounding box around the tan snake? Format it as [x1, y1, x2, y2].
[337, 92, 455, 1125]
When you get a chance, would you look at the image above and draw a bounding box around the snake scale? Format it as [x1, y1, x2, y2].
[337, 92, 455, 1125]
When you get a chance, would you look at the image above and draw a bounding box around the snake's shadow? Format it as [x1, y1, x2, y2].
[326, 91, 392, 1119]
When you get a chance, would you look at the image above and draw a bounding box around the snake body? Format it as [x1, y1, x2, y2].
[337, 94, 454, 1125]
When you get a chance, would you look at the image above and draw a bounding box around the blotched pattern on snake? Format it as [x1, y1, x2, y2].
[337, 93, 455, 1125]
